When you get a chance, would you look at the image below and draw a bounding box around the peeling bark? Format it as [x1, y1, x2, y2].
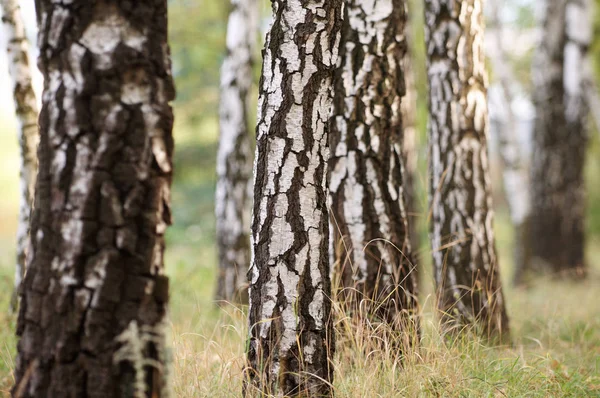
[424, 0, 510, 339]
[329, 0, 418, 336]
[529, 0, 591, 277]
[486, 0, 532, 286]
[244, 1, 343, 396]
[215, 0, 258, 304]
[13, 1, 175, 396]
[1, 0, 39, 312]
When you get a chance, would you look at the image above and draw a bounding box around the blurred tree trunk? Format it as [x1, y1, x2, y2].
[584, 67, 600, 135]
[214, 0, 258, 304]
[13, 2, 175, 396]
[401, 29, 421, 273]
[244, 1, 342, 396]
[424, 0, 510, 340]
[487, 0, 532, 286]
[1, 0, 39, 312]
[329, 0, 418, 338]
[529, 0, 591, 277]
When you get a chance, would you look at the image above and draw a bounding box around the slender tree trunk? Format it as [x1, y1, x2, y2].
[529, 0, 591, 277]
[244, 1, 343, 396]
[401, 30, 421, 263]
[486, 0, 532, 286]
[1, 0, 39, 312]
[215, 0, 258, 304]
[13, 2, 175, 396]
[424, 0, 510, 340]
[329, 0, 418, 337]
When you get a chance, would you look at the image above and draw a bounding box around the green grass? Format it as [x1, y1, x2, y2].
[1, 110, 600, 397]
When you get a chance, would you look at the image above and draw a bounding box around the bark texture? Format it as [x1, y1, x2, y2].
[529, 0, 591, 276]
[329, 0, 418, 334]
[244, 1, 343, 396]
[1, 0, 39, 312]
[13, 1, 175, 396]
[424, 0, 509, 339]
[215, 0, 258, 304]
[487, 0, 532, 285]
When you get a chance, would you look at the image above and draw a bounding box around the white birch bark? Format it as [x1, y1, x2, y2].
[14, 1, 175, 395]
[329, 0, 418, 337]
[424, 0, 510, 340]
[244, 1, 343, 395]
[1, 0, 39, 311]
[215, 0, 258, 304]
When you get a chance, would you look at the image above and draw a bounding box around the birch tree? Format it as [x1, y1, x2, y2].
[13, 1, 175, 396]
[244, 1, 343, 395]
[401, 28, 421, 264]
[1, 0, 39, 312]
[215, 0, 258, 304]
[329, 0, 418, 335]
[424, 0, 510, 339]
[486, 0, 532, 285]
[529, 0, 591, 277]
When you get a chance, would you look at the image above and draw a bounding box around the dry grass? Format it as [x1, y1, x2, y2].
[154, 230, 600, 397]
[160, 267, 600, 397]
[3, 243, 599, 397]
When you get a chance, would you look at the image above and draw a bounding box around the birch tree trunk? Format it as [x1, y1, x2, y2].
[13, 2, 175, 396]
[215, 0, 258, 304]
[401, 34, 421, 265]
[486, 0, 532, 286]
[1, 0, 39, 312]
[329, 0, 418, 336]
[530, 0, 591, 277]
[244, 1, 343, 395]
[424, 0, 510, 340]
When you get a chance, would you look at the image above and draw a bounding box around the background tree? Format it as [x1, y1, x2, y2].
[401, 43, 421, 262]
[1, 0, 39, 312]
[424, 0, 510, 339]
[214, 0, 258, 304]
[244, 0, 343, 395]
[329, 0, 418, 338]
[529, 0, 592, 277]
[13, 1, 175, 396]
[486, 0, 532, 285]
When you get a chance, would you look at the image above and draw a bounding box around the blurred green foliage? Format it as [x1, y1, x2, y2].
[165, 0, 265, 265]
[169, 0, 227, 125]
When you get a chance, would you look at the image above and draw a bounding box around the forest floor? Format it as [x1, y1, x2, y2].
[1, 118, 600, 397]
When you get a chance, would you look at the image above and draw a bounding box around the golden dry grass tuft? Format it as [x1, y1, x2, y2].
[161, 264, 600, 397]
